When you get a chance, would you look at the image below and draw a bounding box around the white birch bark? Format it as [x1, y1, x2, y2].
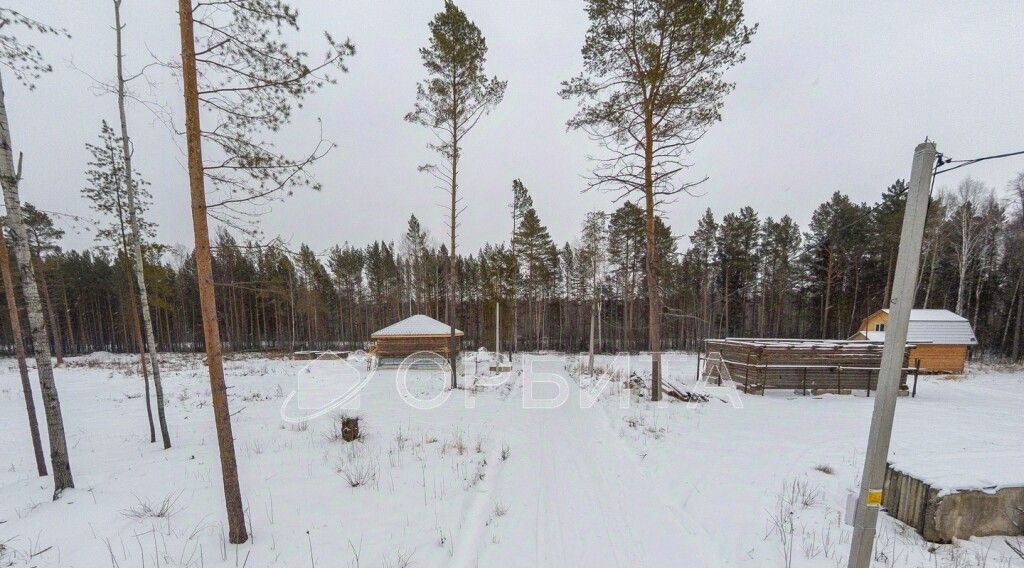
[114, 0, 170, 448]
[0, 70, 74, 498]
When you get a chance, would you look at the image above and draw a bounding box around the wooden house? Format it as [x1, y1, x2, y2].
[370, 314, 463, 367]
[850, 309, 977, 373]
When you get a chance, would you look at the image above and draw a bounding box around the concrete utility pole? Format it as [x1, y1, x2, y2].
[847, 141, 936, 567]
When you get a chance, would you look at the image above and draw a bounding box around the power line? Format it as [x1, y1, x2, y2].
[934, 149, 1024, 175]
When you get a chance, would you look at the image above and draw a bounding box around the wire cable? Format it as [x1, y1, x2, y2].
[934, 150, 1024, 175]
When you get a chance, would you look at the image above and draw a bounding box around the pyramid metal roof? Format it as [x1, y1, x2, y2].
[370, 314, 464, 338]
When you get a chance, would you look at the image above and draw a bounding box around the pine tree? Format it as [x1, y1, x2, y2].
[716, 206, 759, 336]
[514, 207, 555, 347]
[757, 215, 800, 336]
[177, 0, 353, 543]
[561, 0, 755, 399]
[689, 209, 718, 340]
[406, 1, 506, 386]
[510, 179, 533, 352]
[82, 121, 160, 443]
[579, 211, 607, 372]
[402, 214, 429, 314]
[608, 203, 645, 351]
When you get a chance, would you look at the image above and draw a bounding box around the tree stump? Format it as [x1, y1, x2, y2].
[342, 417, 360, 442]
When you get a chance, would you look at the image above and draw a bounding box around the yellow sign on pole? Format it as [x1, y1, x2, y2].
[866, 490, 883, 507]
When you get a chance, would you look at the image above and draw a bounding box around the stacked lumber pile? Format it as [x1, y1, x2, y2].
[705, 338, 910, 394]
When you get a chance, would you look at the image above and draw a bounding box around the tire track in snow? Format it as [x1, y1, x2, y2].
[463, 360, 722, 566]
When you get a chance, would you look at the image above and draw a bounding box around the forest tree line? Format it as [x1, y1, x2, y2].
[7, 172, 1024, 361]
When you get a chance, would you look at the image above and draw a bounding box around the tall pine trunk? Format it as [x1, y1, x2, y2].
[0, 219, 47, 476]
[448, 131, 458, 389]
[588, 252, 597, 373]
[0, 71, 74, 498]
[177, 0, 248, 544]
[643, 120, 661, 402]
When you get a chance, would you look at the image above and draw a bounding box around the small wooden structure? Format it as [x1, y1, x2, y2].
[704, 338, 912, 395]
[370, 314, 463, 368]
[883, 462, 1024, 543]
[850, 309, 977, 373]
[293, 350, 348, 361]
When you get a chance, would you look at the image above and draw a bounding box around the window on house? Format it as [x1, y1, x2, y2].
[874, 323, 885, 332]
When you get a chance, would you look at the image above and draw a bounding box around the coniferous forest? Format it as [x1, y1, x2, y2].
[10, 174, 1024, 361]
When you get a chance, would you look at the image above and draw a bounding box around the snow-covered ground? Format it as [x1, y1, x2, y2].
[1, 351, 1022, 567]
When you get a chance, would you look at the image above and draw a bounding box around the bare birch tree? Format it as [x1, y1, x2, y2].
[177, 0, 353, 543]
[1010, 172, 1024, 361]
[0, 217, 45, 475]
[82, 121, 159, 443]
[947, 177, 991, 316]
[406, 1, 506, 387]
[0, 6, 73, 498]
[561, 0, 754, 400]
[109, 0, 171, 448]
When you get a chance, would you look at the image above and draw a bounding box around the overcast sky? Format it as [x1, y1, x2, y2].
[6, 1, 1024, 256]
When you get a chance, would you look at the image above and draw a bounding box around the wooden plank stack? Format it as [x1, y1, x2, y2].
[704, 338, 910, 394]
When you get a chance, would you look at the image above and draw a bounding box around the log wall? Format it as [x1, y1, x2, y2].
[373, 335, 461, 358]
[705, 339, 910, 393]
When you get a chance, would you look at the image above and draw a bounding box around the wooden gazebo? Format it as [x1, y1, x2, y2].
[370, 315, 463, 367]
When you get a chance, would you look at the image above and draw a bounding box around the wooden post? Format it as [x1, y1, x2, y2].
[836, 366, 842, 392]
[866, 369, 873, 397]
[912, 359, 921, 398]
[801, 367, 807, 396]
[743, 353, 751, 394]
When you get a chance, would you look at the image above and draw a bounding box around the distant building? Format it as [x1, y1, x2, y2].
[849, 309, 977, 373]
[370, 314, 463, 368]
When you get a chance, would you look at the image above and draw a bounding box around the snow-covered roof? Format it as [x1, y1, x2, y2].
[851, 330, 886, 342]
[864, 309, 977, 345]
[371, 314, 464, 338]
[881, 309, 967, 322]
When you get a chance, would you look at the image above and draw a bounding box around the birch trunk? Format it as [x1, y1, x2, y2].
[125, 266, 155, 443]
[1001, 273, 1020, 351]
[113, 0, 170, 448]
[0, 219, 47, 476]
[32, 254, 63, 365]
[111, 172, 157, 443]
[177, 0, 248, 543]
[0, 71, 74, 498]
